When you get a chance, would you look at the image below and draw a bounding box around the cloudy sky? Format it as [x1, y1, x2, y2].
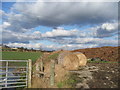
[0, 0, 119, 51]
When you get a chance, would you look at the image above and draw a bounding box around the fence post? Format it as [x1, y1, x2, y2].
[50, 59, 55, 86]
[28, 59, 32, 88]
[36, 63, 40, 77]
[40, 59, 43, 72]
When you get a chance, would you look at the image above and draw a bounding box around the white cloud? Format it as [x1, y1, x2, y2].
[61, 44, 98, 50]
[2, 29, 42, 43]
[6, 42, 98, 50]
[94, 22, 118, 38]
[42, 27, 78, 37]
[5, 34, 118, 50]
[6, 42, 61, 50]
[2, 23, 118, 49]
[0, 10, 7, 17]
[3, 22, 11, 28]
[101, 22, 117, 31]
[73, 38, 118, 46]
[85, 22, 118, 38]
[51, 36, 118, 46]
[7, 42, 42, 49]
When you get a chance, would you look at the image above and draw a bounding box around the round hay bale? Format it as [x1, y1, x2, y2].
[58, 51, 79, 70]
[74, 52, 87, 66]
[63, 53, 79, 70]
[57, 50, 72, 65]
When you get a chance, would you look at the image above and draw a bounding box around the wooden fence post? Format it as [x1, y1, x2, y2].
[28, 59, 32, 88]
[40, 59, 43, 72]
[50, 59, 55, 86]
[36, 63, 40, 77]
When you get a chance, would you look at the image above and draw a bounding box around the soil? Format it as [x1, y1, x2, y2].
[72, 46, 119, 62]
[70, 62, 119, 88]
[71, 46, 119, 88]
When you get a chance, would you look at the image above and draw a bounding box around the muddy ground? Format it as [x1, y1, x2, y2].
[71, 46, 119, 88]
[70, 62, 119, 88]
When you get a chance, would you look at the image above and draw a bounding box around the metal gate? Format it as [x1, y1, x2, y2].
[0, 59, 32, 89]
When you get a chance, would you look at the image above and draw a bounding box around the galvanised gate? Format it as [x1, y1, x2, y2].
[0, 59, 32, 89]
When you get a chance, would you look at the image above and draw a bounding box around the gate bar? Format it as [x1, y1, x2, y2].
[0, 79, 27, 82]
[0, 85, 27, 88]
[0, 66, 27, 68]
[5, 61, 8, 87]
[0, 60, 28, 62]
[0, 76, 26, 79]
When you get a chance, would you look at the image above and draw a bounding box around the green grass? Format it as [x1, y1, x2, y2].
[57, 74, 77, 88]
[87, 60, 119, 63]
[57, 77, 77, 88]
[57, 81, 65, 88]
[46, 52, 59, 61]
[2, 51, 43, 65]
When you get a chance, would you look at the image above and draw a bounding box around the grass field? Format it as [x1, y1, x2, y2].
[1, 51, 43, 65]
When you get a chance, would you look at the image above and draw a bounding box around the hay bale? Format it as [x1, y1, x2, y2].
[58, 50, 72, 65]
[74, 52, 87, 66]
[58, 51, 79, 70]
[63, 53, 79, 70]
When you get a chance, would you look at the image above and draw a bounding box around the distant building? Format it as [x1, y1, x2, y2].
[11, 48, 18, 51]
[11, 48, 18, 50]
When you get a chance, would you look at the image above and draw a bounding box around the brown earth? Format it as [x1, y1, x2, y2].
[87, 63, 119, 88]
[72, 46, 119, 62]
[70, 63, 119, 88]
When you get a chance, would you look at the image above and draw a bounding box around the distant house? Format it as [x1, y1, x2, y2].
[11, 48, 18, 50]
[11, 48, 18, 51]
